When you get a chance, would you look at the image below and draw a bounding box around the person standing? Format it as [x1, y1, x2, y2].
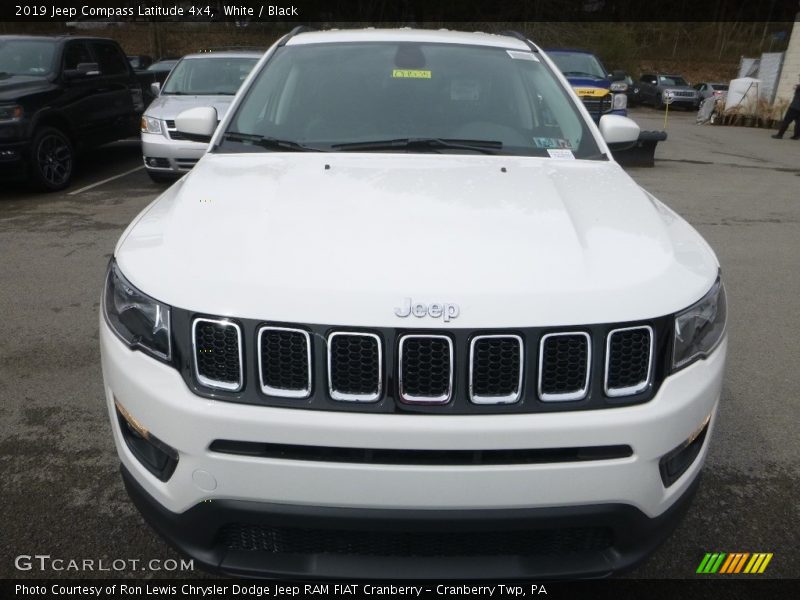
[772, 73, 800, 139]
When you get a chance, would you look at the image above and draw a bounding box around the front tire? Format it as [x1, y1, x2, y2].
[29, 126, 74, 192]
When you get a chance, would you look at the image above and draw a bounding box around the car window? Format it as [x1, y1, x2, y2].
[90, 42, 128, 75]
[63, 42, 93, 71]
[712, 84, 728, 91]
[658, 75, 688, 86]
[548, 51, 606, 79]
[225, 42, 601, 159]
[0, 38, 57, 76]
[162, 56, 258, 95]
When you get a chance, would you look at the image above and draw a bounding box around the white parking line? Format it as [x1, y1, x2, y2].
[67, 165, 145, 196]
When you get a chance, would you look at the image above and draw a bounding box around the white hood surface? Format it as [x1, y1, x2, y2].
[116, 153, 718, 328]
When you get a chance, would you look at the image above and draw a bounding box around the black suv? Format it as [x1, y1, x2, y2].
[0, 35, 153, 191]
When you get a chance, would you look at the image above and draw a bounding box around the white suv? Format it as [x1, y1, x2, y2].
[100, 28, 727, 579]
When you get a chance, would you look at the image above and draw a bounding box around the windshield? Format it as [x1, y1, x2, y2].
[659, 75, 688, 86]
[162, 56, 258, 95]
[223, 42, 601, 159]
[547, 51, 606, 80]
[0, 39, 56, 77]
[148, 60, 177, 72]
[711, 84, 728, 91]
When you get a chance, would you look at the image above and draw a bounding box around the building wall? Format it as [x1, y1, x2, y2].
[774, 14, 800, 105]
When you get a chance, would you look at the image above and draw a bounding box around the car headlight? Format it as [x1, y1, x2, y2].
[672, 276, 726, 370]
[140, 115, 163, 134]
[612, 93, 627, 110]
[103, 260, 172, 361]
[610, 81, 628, 92]
[0, 105, 23, 122]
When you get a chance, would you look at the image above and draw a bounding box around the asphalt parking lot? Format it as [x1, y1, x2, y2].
[0, 106, 798, 579]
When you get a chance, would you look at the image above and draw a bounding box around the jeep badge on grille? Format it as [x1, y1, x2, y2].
[394, 298, 460, 322]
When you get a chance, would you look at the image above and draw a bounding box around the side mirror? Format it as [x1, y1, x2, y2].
[609, 70, 626, 82]
[174, 106, 218, 143]
[598, 114, 640, 152]
[150, 81, 161, 96]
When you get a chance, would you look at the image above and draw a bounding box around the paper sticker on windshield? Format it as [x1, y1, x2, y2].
[392, 69, 431, 79]
[507, 50, 539, 62]
[534, 137, 572, 149]
[547, 149, 575, 160]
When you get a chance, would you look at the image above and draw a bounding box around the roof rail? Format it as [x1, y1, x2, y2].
[277, 25, 316, 47]
[499, 30, 539, 52]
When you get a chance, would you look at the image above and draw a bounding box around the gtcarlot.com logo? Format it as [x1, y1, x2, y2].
[696, 552, 773, 574]
[15, 555, 194, 572]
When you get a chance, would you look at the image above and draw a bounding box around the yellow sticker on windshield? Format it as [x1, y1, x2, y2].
[392, 69, 432, 79]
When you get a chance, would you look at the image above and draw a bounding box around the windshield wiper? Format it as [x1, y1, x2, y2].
[331, 138, 503, 155]
[222, 132, 327, 152]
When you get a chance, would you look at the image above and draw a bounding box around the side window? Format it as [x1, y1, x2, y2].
[89, 42, 127, 76]
[640, 74, 651, 84]
[63, 42, 92, 70]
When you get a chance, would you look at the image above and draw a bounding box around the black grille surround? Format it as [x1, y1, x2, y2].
[538, 332, 591, 401]
[469, 335, 523, 404]
[192, 318, 243, 391]
[172, 311, 672, 414]
[398, 334, 453, 404]
[605, 326, 654, 396]
[258, 326, 311, 398]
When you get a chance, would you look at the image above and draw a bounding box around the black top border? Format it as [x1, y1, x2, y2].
[1, 0, 799, 23]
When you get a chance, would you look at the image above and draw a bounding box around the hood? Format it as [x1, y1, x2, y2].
[116, 153, 719, 328]
[0, 75, 51, 101]
[143, 93, 235, 119]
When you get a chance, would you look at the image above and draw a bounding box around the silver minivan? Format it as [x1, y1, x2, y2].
[140, 51, 260, 182]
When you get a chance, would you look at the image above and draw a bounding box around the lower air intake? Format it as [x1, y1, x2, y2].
[219, 524, 614, 557]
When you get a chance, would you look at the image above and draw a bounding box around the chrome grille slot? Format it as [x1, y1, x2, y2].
[469, 335, 523, 404]
[605, 326, 653, 397]
[192, 318, 243, 391]
[538, 332, 591, 401]
[258, 326, 311, 398]
[327, 332, 382, 402]
[398, 334, 453, 404]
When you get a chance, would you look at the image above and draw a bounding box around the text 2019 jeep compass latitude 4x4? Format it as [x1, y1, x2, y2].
[100, 28, 727, 579]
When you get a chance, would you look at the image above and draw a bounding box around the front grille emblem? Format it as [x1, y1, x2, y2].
[394, 297, 460, 322]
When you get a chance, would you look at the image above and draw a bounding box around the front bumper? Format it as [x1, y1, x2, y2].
[0, 139, 30, 180]
[122, 462, 701, 578]
[141, 131, 206, 174]
[100, 316, 726, 577]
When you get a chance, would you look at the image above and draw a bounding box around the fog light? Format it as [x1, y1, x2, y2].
[115, 399, 178, 481]
[659, 415, 711, 487]
[0, 149, 19, 161]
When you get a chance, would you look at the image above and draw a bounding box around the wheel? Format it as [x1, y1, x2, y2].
[28, 126, 74, 192]
[655, 96, 663, 110]
[147, 170, 177, 183]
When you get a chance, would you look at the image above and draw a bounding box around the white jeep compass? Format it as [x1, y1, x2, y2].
[100, 27, 727, 578]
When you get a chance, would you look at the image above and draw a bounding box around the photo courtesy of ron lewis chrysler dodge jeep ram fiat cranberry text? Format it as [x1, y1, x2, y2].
[100, 27, 727, 579]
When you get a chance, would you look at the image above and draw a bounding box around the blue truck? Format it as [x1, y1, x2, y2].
[545, 48, 629, 120]
[546, 48, 666, 167]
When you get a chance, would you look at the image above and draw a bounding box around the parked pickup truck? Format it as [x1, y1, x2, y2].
[0, 35, 156, 191]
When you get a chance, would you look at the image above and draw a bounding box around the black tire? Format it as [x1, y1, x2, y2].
[28, 126, 74, 192]
[147, 170, 177, 184]
[655, 96, 663, 110]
